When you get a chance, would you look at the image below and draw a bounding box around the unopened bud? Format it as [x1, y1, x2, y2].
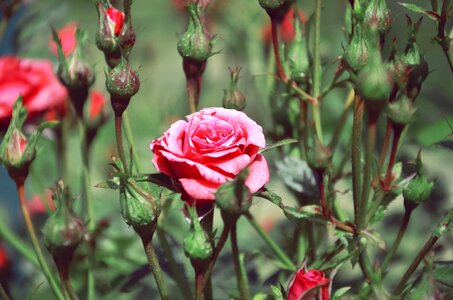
[42, 181, 84, 262]
[364, 0, 392, 36]
[118, 0, 136, 59]
[307, 138, 332, 171]
[287, 11, 309, 83]
[258, 0, 295, 21]
[106, 58, 140, 115]
[403, 151, 434, 204]
[215, 169, 252, 217]
[386, 95, 416, 126]
[183, 208, 213, 263]
[222, 67, 246, 111]
[343, 18, 369, 73]
[177, 3, 214, 62]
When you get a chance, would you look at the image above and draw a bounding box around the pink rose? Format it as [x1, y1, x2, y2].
[287, 268, 330, 300]
[150, 107, 269, 203]
[0, 56, 67, 128]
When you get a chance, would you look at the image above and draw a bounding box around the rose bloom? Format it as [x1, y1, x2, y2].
[262, 8, 307, 44]
[48, 22, 78, 56]
[150, 107, 269, 203]
[0, 56, 67, 128]
[287, 268, 330, 300]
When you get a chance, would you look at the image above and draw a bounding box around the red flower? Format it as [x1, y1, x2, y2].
[106, 7, 125, 36]
[287, 268, 330, 300]
[26, 192, 56, 218]
[262, 8, 307, 44]
[87, 90, 106, 121]
[0, 56, 68, 128]
[48, 23, 78, 57]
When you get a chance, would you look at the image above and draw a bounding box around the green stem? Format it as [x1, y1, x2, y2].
[352, 94, 364, 224]
[0, 214, 38, 267]
[358, 111, 378, 230]
[77, 118, 96, 300]
[437, 0, 453, 73]
[312, 0, 323, 143]
[378, 120, 392, 169]
[231, 220, 250, 300]
[114, 113, 129, 174]
[123, 111, 141, 173]
[141, 234, 169, 300]
[16, 180, 64, 300]
[200, 208, 214, 300]
[270, 18, 288, 82]
[329, 88, 354, 151]
[383, 125, 403, 190]
[156, 228, 192, 300]
[245, 211, 296, 271]
[381, 205, 414, 276]
[0, 284, 9, 300]
[187, 77, 198, 114]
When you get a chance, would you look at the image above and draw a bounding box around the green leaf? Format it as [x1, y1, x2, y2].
[434, 261, 453, 288]
[282, 205, 328, 226]
[259, 138, 298, 154]
[255, 189, 283, 206]
[398, 3, 440, 20]
[270, 284, 284, 300]
[332, 286, 351, 299]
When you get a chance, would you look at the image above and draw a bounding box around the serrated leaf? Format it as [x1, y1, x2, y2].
[255, 189, 283, 206]
[282, 205, 328, 226]
[362, 229, 386, 250]
[434, 261, 453, 288]
[399, 2, 440, 20]
[259, 138, 298, 154]
[275, 156, 318, 197]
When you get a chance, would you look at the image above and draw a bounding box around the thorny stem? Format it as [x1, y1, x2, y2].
[141, 234, 169, 300]
[77, 118, 96, 300]
[329, 89, 354, 151]
[123, 111, 141, 173]
[115, 113, 129, 174]
[312, 0, 324, 143]
[245, 211, 296, 271]
[270, 18, 288, 82]
[381, 205, 415, 276]
[383, 125, 403, 190]
[436, 0, 453, 72]
[379, 120, 392, 168]
[200, 208, 214, 300]
[352, 95, 364, 224]
[358, 111, 379, 230]
[231, 220, 250, 300]
[317, 170, 331, 220]
[15, 180, 64, 300]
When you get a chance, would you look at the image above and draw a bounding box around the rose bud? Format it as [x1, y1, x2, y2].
[286, 10, 309, 84]
[403, 151, 434, 205]
[364, 0, 391, 37]
[49, 23, 78, 57]
[42, 181, 84, 269]
[95, 1, 124, 68]
[343, 3, 370, 73]
[400, 16, 428, 100]
[356, 30, 393, 110]
[287, 267, 330, 300]
[222, 67, 246, 111]
[106, 57, 140, 116]
[215, 169, 252, 218]
[177, 3, 214, 62]
[183, 207, 213, 264]
[386, 95, 416, 127]
[307, 137, 332, 172]
[119, 178, 160, 234]
[52, 27, 94, 118]
[258, 0, 295, 21]
[118, 0, 136, 59]
[0, 98, 58, 181]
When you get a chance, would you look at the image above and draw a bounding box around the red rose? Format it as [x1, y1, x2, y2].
[48, 22, 78, 56]
[150, 107, 269, 203]
[287, 268, 330, 300]
[106, 7, 125, 36]
[0, 56, 67, 128]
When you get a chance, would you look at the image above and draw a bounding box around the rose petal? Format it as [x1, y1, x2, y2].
[245, 154, 269, 193]
[179, 178, 219, 200]
[210, 154, 251, 176]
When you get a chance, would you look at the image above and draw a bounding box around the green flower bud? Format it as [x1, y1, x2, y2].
[222, 67, 246, 111]
[95, 1, 122, 68]
[215, 169, 252, 217]
[118, 0, 136, 60]
[386, 95, 416, 126]
[306, 137, 332, 171]
[52, 27, 94, 118]
[0, 98, 57, 181]
[177, 3, 214, 62]
[356, 31, 393, 107]
[287, 12, 309, 83]
[42, 181, 84, 261]
[364, 0, 392, 36]
[401, 16, 428, 100]
[106, 57, 140, 115]
[119, 179, 160, 228]
[258, 0, 295, 20]
[183, 208, 213, 263]
[403, 151, 434, 204]
[343, 19, 369, 73]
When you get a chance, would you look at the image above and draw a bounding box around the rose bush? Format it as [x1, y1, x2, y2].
[150, 107, 269, 203]
[287, 268, 330, 300]
[0, 56, 67, 127]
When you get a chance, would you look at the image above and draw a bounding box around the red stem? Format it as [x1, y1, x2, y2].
[270, 18, 288, 82]
[383, 125, 403, 190]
